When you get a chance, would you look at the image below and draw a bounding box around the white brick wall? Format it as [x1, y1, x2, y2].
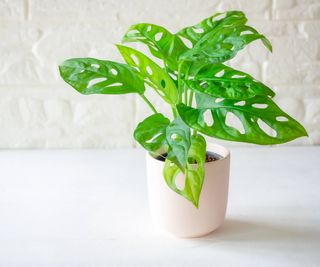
[0, 0, 319, 148]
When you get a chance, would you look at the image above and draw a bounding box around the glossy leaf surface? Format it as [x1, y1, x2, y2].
[178, 11, 272, 63]
[122, 23, 188, 71]
[177, 94, 308, 145]
[117, 45, 178, 104]
[186, 63, 275, 99]
[134, 113, 170, 152]
[163, 134, 206, 207]
[166, 116, 191, 171]
[59, 58, 145, 95]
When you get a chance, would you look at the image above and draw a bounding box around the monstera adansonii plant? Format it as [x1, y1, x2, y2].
[59, 11, 307, 208]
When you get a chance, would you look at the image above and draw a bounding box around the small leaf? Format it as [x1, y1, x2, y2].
[117, 45, 178, 104]
[166, 116, 191, 171]
[177, 93, 308, 145]
[122, 23, 188, 71]
[134, 113, 170, 153]
[163, 134, 206, 208]
[59, 58, 145, 95]
[187, 63, 275, 99]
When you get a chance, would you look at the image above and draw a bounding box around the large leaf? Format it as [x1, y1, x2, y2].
[186, 63, 275, 99]
[177, 11, 247, 46]
[117, 45, 178, 104]
[166, 116, 191, 171]
[163, 134, 206, 208]
[177, 93, 308, 145]
[59, 58, 145, 95]
[134, 113, 170, 153]
[122, 23, 188, 71]
[178, 12, 272, 63]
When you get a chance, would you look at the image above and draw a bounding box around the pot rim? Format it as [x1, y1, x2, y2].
[147, 142, 230, 165]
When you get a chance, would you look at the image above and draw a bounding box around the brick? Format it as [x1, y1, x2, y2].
[0, 0, 25, 20]
[273, 0, 320, 19]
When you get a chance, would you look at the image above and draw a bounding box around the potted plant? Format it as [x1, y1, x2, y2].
[59, 11, 307, 238]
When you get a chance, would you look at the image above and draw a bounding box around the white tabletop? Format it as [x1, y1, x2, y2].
[0, 147, 319, 267]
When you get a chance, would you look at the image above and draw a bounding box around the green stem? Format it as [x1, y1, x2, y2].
[178, 61, 184, 103]
[140, 94, 157, 114]
[188, 90, 194, 106]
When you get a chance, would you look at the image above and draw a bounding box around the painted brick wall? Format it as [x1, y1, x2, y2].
[0, 0, 319, 148]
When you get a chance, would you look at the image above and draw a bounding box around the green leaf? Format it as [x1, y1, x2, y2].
[177, 11, 247, 46]
[177, 93, 308, 145]
[59, 58, 145, 95]
[117, 45, 179, 104]
[163, 134, 206, 208]
[178, 11, 272, 63]
[122, 23, 188, 71]
[134, 113, 170, 153]
[166, 116, 191, 171]
[186, 63, 275, 99]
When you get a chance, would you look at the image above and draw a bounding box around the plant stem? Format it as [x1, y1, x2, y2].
[140, 94, 157, 114]
[178, 61, 184, 103]
[188, 90, 194, 106]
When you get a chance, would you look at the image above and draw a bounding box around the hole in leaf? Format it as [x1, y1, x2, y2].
[147, 25, 152, 32]
[203, 110, 214, 127]
[252, 103, 268, 109]
[175, 174, 185, 190]
[215, 98, 224, 103]
[110, 82, 123, 87]
[91, 63, 99, 68]
[131, 54, 139, 65]
[276, 116, 288, 122]
[160, 79, 166, 88]
[200, 81, 208, 88]
[215, 69, 225, 77]
[155, 32, 163, 41]
[146, 133, 162, 143]
[193, 27, 204, 34]
[146, 66, 153, 75]
[232, 74, 246, 78]
[226, 112, 245, 134]
[179, 36, 193, 49]
[87, 77, 107, 87]
[169, 72, 177, 80]
[171, 133, 178, 140]
[110, 68, 118, 75]
[257, 119, 277, 137]
[240, 30, 254, 36]
[212, 13, 226, 22]
[234, 101, 245, 106]
[127, 29, 140, 35]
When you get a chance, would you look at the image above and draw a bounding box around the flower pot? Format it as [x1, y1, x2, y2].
[146, 143, 230, 238]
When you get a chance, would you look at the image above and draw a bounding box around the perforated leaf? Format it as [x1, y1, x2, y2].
[166, 116, 191, 171]
[117, 45, 178, 104]
[186, 63, 275, 99]
[134, 113, 170, 153]
[59, 58, 145, 95]
[163, 134, 206, 208]
[177, 11, 247, 46]
[122, 23, 188, 71]
[177, 93, 308, 145]
[178, 11, 272, 63]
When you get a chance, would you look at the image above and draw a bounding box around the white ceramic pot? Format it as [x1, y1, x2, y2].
[146, 143, 230, 238]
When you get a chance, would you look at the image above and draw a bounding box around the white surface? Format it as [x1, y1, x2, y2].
[0, 0, 320, 148]
[0, 147, 319, 267]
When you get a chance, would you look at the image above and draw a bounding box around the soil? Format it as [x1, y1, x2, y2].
[155, 152, 222, 163]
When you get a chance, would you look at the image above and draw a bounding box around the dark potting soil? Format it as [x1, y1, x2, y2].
[155, 151, 222, 163]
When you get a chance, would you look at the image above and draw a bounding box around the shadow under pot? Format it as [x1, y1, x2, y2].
[146, 143, 230, 238]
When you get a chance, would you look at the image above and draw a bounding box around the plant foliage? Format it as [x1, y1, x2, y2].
[59, 11, 308, 208]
